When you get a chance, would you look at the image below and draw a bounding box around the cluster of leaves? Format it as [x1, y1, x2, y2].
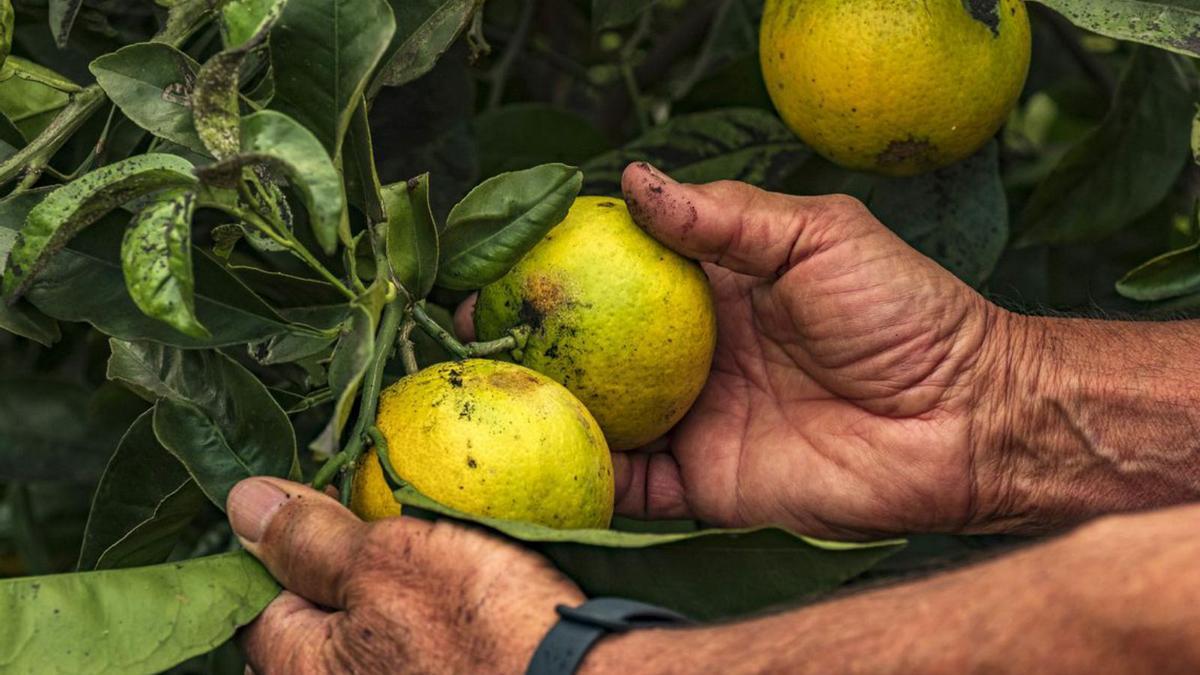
[0, 0, 1198, 672]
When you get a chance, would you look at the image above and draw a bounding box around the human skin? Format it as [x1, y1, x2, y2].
[236, 164, 1200, 672]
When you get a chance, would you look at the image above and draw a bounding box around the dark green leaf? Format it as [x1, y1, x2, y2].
[1, 210, 293, 348]
[107, 339, 299, 508]
[89, 43, 207, 153]
[1016, 48, 1197, 245]
[0, 191, 59, 346]
[121, 188, 207, 338]
[866, 143, 1008, 287]
[1031, 0, 1200, 57]
[384, 173, 439, 299]
[47, 0, 83, 49]
[197, 111, 345, 255]
[2, 153, 197, 302]
[371, 0, 481, 94]
[269, 0, 396, 155]
[437, 163, 582, 290]
[0, 552, 277, 674]
[592, 0, 662, 30]
[397, 489, 904, 621]
[1117, 242, 1200, 302]
[0, 379, 121, 482]
[473, 104, 611, 179]
[344, 97, 385, 225]
[582, 108, 811, 195]
[77, 408, 206, 571]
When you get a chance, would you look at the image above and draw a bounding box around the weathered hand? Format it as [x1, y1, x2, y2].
[228, 477, 582, 674]
[605, 163, 1012, 539]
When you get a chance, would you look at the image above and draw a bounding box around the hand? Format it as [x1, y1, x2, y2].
[228, 477, 583, 674]
[603, 164, 1013, 539]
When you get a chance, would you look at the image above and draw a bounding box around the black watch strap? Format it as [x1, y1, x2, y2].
[525, 598, 691, 675]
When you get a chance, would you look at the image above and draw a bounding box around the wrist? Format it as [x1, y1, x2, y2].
[578, 627, 692, 675]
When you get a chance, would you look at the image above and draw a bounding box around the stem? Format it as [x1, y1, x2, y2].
[411, 302, 526, 359]
[398, 319, 420, 374]
[0, 85, 105, 188]
[312, 300, 404, 491]
[487, 0, 538, 109]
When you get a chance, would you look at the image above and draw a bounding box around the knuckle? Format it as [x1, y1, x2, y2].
[821, 192, 867, 215]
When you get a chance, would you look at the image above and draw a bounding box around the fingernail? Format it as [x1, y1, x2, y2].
[227, 479, 289, 543]
[640, 162, 678, 185]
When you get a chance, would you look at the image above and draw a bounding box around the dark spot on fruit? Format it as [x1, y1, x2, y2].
[544, 344, 559, 359]
[961, 0, 1000, 36]
[458, 400, 475, 420]
[445, 367, 463, 388]
[597, 201, 617, 208]
[467, 456, 477, 469]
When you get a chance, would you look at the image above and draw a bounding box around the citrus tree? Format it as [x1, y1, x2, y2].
[0, 0, 1198, 672]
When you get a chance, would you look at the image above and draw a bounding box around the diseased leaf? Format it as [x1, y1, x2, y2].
[437, 164, 582, 290]
[582, 108, 810, 195]
[1031, 0, 1200, 57]
[194, 0, 285, 159]
[121, 188, 207, 338]
[269, 0, 396, 154]
[2, 154, 197, 302]
[397, 489, 904, 621]
[77, 409, 206, 571]
[196, 111, 345, 255]
[384, 173, 439, 300]
[1016, 48, 1198, 245]
[371, 0, 481, 95]
[0, 552, 278, 675]
[89, 43, 206, 153]
[0, 191, 59, 346]
[107, 339, 300, 508]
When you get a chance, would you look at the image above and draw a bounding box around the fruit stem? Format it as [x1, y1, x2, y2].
[410, 302, 527, 360]
[398, 319, 420, 374]
[313, 299, 405, 494]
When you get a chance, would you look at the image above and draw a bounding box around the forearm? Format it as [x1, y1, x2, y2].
[977, 312, 1200, 532]
[582, 507, 1200, 674]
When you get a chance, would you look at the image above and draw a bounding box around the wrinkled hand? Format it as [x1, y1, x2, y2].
[228, 477, 583, 674]
[609, 164, 1014, 538]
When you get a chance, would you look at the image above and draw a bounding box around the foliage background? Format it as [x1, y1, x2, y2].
[0, 0, 1198, 672]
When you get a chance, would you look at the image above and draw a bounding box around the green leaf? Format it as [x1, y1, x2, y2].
[437, 164, 582, 290]
[1016, 48, 1198, 246]
[48, 0, 83, 49]
[221, 0, 287, 49]
[0, 191, 59, 346]
[371, 0, 481, 95]
[89, 43, 207, 153]
[581, 108, 811, 195]
[197, 111, 345, 255]
[2, 153, 197, 302]
[312, 302, 375, 454]
[343, 97, 385, 226]
[0, 552, 278, 675]
[383, 173, 439, 300]
[77, 408, 206, 571]
[0, 379, 126, 482]
[1031, 0, 1200, 58]
[107, 339, 299, 509]
[0, 57, 74, 140]
[121, 188, 208, 338]
[397, 489, 904, 621]
[865, 143, 1008, 287]
[592, 0, 662, 30]
[195, 0, 284, 160]
[473, 104, 611, 179]
[5, 212, 294, 349]
[269, 0, 396, 155]
[1116, 241, 1200, 302]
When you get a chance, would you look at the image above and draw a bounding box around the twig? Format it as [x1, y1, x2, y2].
[486, 0, 538, 109]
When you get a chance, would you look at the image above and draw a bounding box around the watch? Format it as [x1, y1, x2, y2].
[525, 598, 692, 675]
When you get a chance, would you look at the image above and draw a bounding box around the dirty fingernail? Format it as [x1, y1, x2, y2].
[228, 479, 289, 543]
[639, 162, 677, 184]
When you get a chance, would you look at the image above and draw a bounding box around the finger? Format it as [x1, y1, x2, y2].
[454, 293, 478, 341]
[242, 591, 337, 675]
[612, 452, 692, 520]
[227, 477, 367, 610]
[621, 162, 873, 278]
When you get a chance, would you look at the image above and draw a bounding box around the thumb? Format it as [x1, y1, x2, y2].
[227, 477, 367, 610]
[620, 162, 870, 278]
